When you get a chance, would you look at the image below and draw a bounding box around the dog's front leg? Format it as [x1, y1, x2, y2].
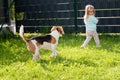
[50, 44, 58, 58]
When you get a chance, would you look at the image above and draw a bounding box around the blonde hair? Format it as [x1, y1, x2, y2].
[84, 4, 95, 21]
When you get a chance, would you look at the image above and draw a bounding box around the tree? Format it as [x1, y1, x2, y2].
[10, 0, 15, 20]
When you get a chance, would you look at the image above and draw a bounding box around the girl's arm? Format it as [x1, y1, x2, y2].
[90, 16, 98, 24]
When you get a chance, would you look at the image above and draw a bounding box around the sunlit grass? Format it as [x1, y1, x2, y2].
[0, 34, 120, 80]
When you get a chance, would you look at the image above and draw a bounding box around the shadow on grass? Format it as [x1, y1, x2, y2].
[39, 55, 98, 70]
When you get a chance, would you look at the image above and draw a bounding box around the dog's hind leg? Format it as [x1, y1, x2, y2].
[32, 48, 41, 60]
[55, 50, 59, 55]
[31, 40, 41, 60]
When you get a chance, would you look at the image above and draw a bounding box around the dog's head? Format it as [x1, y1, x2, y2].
[51, 26, 64, 36]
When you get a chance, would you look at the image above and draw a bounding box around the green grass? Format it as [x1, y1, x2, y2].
[0, 33, 120, 80]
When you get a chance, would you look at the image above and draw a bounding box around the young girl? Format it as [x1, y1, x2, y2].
[81, 4, 100, 48]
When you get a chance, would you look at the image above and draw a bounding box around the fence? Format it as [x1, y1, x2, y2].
[15, 0, 120, 33]
[0, 0, 10, 27]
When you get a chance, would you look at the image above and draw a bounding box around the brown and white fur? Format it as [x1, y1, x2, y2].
[19, 25, 64, 60]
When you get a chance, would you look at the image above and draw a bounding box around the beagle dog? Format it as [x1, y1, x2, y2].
[19, 25, 64, 60]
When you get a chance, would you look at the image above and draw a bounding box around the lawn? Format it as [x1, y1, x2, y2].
[0, 33, 120, 80]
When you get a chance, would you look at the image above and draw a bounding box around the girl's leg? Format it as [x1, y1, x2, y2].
[81, 31, 92, 48]
[93, 31, 100, 47]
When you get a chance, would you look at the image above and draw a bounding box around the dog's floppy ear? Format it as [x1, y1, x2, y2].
[57, 26, 64, 35]
[51, 26, 57, 32]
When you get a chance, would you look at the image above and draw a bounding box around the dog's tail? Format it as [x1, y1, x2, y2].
[19, 25, 28, 43]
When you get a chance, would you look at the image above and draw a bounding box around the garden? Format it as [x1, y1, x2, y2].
[0, 33, 120, 80]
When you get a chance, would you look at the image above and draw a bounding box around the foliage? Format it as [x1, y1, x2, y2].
[10, 3, 15, 20]
[0, 27, 14, 38]
[0, 34, 120, 80]
[10, 0, 15, 20]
